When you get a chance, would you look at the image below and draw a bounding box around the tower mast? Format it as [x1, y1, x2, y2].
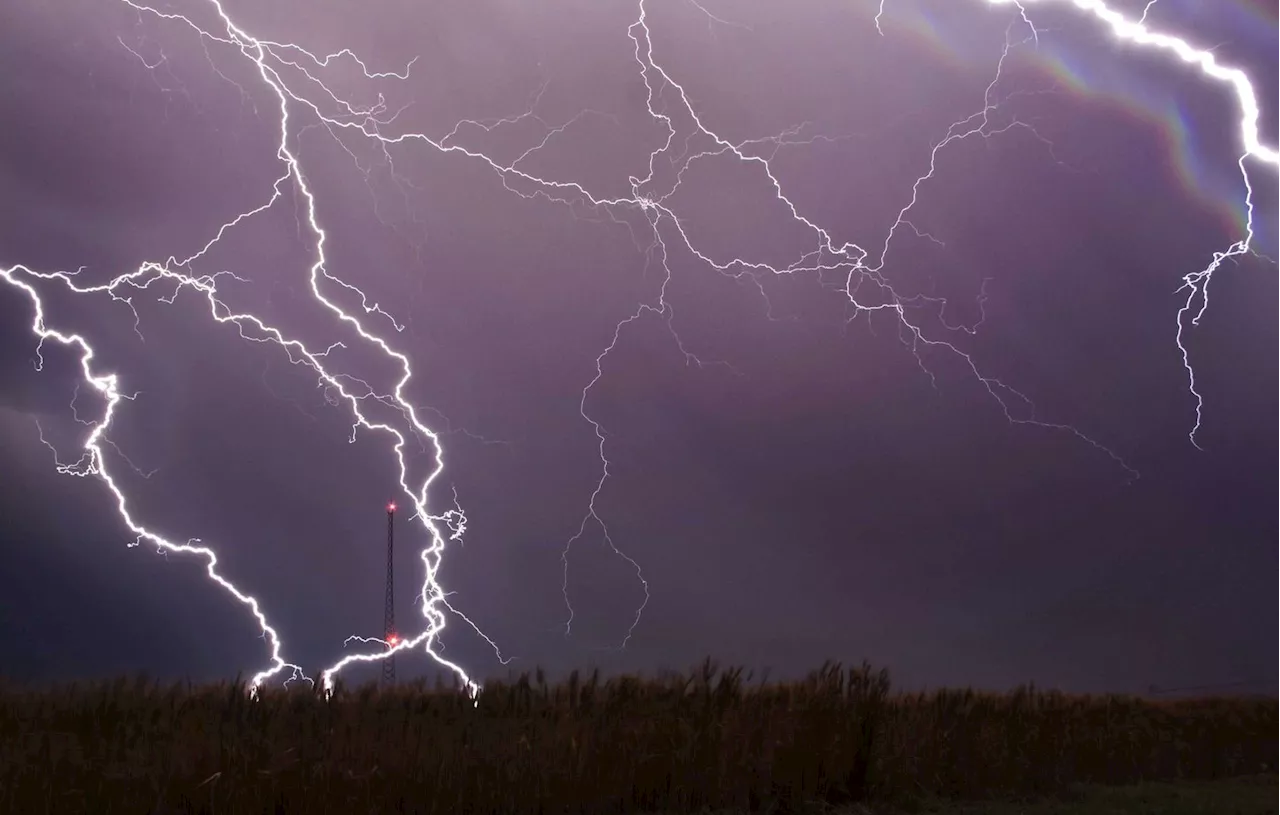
[382, 500, 397, 686]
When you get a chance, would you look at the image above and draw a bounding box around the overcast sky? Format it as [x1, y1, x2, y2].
[0, 0, 1275, 695]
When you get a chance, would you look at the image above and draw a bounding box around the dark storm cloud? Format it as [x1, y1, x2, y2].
[0, 0, 1275, 694]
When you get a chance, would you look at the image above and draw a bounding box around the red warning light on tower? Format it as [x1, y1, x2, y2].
[387, 501, 396, 513]
[387, 634, 399, 646]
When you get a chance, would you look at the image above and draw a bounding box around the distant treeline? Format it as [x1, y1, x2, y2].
[1, 660, 1274, 814]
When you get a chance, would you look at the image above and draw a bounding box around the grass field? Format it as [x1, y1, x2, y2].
[1, 661, 1274, 814]
[661, 775, 1278, 814]
[829, 775, 1277, 814]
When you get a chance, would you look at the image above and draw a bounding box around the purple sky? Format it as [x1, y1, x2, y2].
[0, 0, 1275, 695]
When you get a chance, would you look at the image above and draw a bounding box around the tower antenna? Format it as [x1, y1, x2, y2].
[382, 500, 397, 686]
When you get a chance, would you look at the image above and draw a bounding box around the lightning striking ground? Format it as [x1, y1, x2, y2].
[3, 0, 1274, 693]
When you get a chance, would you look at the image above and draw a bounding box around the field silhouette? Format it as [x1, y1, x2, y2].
[2, 660, 1274, 813]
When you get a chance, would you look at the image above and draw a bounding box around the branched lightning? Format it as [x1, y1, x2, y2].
[7, 262, 309, 692]
[979, 0, 1278, 448]
[4, 0, 1274, 692]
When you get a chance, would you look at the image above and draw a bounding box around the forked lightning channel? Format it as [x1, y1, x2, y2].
[2, 0, 1275, 696]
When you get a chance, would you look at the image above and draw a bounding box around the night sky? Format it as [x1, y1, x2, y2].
[0, 0, 1275, 695]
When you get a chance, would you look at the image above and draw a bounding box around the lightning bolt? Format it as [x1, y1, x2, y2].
[4, 0, 1273, 693]
[5, 262, 309, 692]
[977, 2, 1277, 450]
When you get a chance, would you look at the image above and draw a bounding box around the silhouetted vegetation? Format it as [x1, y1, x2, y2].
[1, 660, 1274, 814]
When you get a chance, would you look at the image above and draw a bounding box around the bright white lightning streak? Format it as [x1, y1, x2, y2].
[980, 0, 1278, 448]
[4, 0, 507, 697]
[4, 0, 1275, 688]
[2, 262, 309, 693]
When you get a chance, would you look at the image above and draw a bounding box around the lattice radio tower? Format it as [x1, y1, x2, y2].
[382, 500, 397, 686]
